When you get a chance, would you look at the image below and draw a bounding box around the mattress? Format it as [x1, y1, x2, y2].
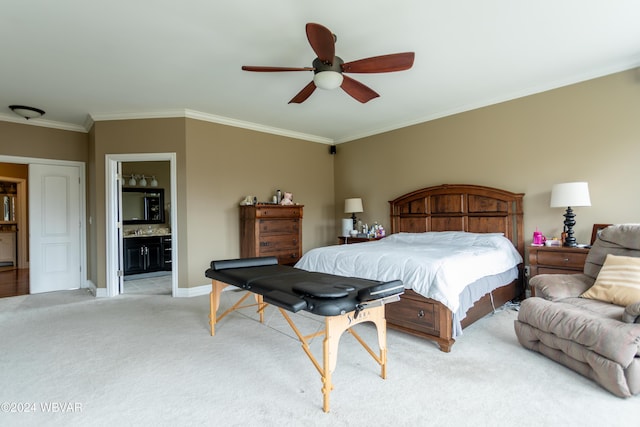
[295, 231, 523, 315]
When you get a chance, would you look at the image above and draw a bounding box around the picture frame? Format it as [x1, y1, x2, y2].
[591, 223, 613, 245]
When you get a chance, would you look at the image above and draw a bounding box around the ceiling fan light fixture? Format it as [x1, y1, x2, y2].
[9, 104, 45, 120]
[313, 71, 343, 90]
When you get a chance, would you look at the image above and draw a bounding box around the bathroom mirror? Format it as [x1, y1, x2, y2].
[122, 188, 165, 224]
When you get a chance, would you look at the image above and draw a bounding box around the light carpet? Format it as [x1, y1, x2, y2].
[0, 289, 636, 427]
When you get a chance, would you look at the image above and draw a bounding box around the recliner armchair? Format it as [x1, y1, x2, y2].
[514, 224, 640, 397]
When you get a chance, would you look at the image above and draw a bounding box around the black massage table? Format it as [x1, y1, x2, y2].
[205, 256, 403, 412]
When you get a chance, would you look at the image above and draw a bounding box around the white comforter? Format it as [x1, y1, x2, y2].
[295, 231, 523, 313]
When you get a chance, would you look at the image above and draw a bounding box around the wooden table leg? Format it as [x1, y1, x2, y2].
[211, 285, 391, 413]
[210, 281, 264, 336]
[292, 304, 389, 413]
[209, 280, 227, 336]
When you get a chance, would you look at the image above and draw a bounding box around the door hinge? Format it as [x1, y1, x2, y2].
[117, 270, 124, 277]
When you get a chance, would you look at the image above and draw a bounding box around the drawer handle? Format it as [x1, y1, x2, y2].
[563, 258, 569, 263]
[417, 310, 425, 318]
[260, 242, 270, 247]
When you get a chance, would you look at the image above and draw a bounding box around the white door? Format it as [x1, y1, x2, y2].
[29, 164, 81, 293]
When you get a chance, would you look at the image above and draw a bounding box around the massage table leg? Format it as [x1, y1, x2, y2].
[279, 305, 388, 412]
[209, 280, 266, 336]
[207, 272, 396, 412]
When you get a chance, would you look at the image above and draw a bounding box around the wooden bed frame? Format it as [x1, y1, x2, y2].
[386, 184, 524, 352]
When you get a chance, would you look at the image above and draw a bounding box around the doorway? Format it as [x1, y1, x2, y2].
[105, 153, 177, 298]
[121, 160, 172, 295]
[0, 176, 27, 297]
[0, 156, 86, 297]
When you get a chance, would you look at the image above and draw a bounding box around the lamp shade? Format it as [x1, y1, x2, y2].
[313, 71, 344, 90]
[550, 182, 591, 208]
[344, 198, 363, 213]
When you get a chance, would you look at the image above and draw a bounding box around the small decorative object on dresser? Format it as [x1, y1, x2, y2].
[280, 192, 293, 205]
[240, 204, 303, 265]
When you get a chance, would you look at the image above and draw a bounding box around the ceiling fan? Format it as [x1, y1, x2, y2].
[241, 23, 415, 104]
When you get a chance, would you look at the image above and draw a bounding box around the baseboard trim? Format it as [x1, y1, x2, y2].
[91, 282, 213, 298]
[84, 280, 100, 297]
[174, 283, 211, 297]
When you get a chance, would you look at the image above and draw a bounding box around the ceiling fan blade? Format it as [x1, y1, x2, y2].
[306, 23, 335, 64]
[242, 66, 314, 72]
[340, 75, 379, 103]
[342, 52, 415, 73]
[288, 81, 317, 104]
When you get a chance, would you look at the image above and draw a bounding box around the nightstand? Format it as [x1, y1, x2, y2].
[528, 246, 590, 277]
[338, 236, 383, 245]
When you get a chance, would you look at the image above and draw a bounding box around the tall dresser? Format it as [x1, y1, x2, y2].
[239, 204, 303, 265]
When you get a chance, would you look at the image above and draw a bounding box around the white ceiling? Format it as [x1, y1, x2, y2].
[2, 1, 639, 144]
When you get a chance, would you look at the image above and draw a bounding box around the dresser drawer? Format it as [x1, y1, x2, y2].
[255, 207, 302, 219]
[259, 219, 300, 235]
[259, 235, 299, 252]
[386, 292, 438, 336]
[528, 246, 589, 281]
[536, 250, 588, 269]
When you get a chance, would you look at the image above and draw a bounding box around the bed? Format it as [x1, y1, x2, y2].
[295, 184, 524, 352]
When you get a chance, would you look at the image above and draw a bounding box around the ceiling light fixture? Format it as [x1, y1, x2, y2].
[313, 71, 344, 90]
[9, 105, 45, 120]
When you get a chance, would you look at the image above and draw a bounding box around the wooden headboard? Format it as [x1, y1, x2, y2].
[389, 184, 524, 258]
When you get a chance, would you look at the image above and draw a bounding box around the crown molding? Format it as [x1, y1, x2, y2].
[183, 109, 333, 144]
[0, 113, 87, 133]
[3, 108, 333, 143]
[89, 109, 334, 144]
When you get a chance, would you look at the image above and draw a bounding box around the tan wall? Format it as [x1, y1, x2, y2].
[0, 162, 29, 179]
[90, 117, 334, 290]
[334, 68, 640, 258]
[91, 118, 187, 289]
[0, 121, 88, 162]
[184, 119, 335, 287]
[0, 121, 88, 273]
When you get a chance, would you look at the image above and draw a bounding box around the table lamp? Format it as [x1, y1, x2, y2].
[344, 198, 363, 229]
[550, 182, 591, 247]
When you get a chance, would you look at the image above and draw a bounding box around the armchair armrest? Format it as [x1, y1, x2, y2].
[529, 273, 595, 301]
[623, 302, 640, 324]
